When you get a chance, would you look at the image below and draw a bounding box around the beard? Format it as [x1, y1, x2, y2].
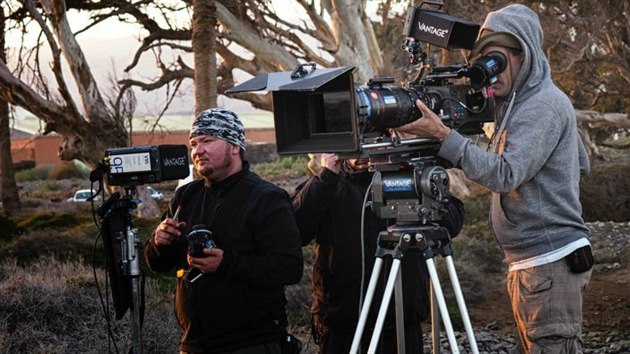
[196, 144, 233, 182]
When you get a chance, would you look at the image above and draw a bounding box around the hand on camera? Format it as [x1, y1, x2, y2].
[321, 153, 342, 175]
[187, 247, 224, 274]
[396, 100, 451, 141]
[154, 218, 186, 246]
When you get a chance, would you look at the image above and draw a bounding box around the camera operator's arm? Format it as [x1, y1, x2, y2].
[396, 100, 452, 141]
[400, 99, 568, 194]
[293, 153, 342, 246]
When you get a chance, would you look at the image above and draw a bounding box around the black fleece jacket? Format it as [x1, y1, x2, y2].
[144, 163, 303, 353]
[293, 168, 464, 331]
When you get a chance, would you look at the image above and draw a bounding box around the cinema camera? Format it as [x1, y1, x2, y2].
[227, 2, 501, 225]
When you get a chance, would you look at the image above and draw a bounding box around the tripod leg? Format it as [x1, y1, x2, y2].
[350, 258, 385, 354]
[367, 259, 401, 354]
[394, 267, 406, 354]
[425, 258, 459, 354]
[430, 283, 441, 354]
[445, 256, 479, 354]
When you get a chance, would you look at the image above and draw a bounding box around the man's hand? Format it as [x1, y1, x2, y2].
[187, 248, 224, 273]
[321, 153, 343, 175]
[154, 218, 186, 246]
[396, 100, 451, 141]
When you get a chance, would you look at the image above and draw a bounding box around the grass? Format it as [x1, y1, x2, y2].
[251, 155, 310, 179]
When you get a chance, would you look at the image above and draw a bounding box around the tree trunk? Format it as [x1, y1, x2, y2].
[0, 99, 20, 216]
[0, 10, 20, 215]
[193, 0, 218, 115]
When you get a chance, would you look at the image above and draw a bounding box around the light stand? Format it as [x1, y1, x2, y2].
[98, 187, 144, 354]
[349, 224, 479, 354]
[119, 187, 144, 354]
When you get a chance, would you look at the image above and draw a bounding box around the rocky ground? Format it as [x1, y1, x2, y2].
[456, 220, 630, 354]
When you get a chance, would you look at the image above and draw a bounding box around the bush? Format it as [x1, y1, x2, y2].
[252, 155, 309, 179]
[16, 212, 85, 232]
[0, 230, 98, 266]
[0, 257, 180, 353]
[49, 161, 87, 180]
[15, 165, 53, 182]
[0, 215, 21, 245]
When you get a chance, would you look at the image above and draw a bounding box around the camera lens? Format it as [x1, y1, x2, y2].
[355, 86, 440, 132]
[187, 225, 214, 257]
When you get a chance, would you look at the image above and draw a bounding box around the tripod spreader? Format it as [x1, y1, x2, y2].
[350, 224, 479, 354]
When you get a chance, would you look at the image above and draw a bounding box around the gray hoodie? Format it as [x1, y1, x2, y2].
[439, 4, 590, 263]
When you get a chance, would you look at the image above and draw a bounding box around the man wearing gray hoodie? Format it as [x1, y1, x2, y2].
[396, 4, 593, 353]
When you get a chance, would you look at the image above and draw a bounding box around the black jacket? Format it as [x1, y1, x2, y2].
[145, 164, 303, 353]
[293, 167, 464, 331]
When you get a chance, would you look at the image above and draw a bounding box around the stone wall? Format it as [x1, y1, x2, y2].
[244, 142, 278, 163]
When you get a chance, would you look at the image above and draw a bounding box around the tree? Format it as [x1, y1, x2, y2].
[192, 0, 218, 115]
[0, 0, 130, 168]
[120, 0, 386, 112]
[0, 6, 20, 214]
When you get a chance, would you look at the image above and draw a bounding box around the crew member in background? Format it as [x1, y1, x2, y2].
[293, 153, 465, 354]
[145, 108, 303, 354]
[395, 4, 593, 353]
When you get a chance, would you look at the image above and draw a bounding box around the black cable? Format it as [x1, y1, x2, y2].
[92, 230, 121, 354]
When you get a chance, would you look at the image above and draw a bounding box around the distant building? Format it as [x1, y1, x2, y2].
[10, 112, 276, 168]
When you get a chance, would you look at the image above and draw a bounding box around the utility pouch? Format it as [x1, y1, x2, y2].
[280, 332, 303, 354]
[565, 245, 594, 273]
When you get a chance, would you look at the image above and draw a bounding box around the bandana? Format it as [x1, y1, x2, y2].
[189, 108, 246, 151]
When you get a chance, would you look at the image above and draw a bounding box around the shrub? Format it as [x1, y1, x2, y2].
[0, 257, 180, 353]
[16, 212, 84, 232]
[0, 230, 99, 266]
[0, 215, 21, 245]
[252, 155, 309, 179]
[49, 161, 87, 180]
[15, 165, 53, 182]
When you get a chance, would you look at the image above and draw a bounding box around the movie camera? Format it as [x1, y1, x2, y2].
[226, 6, 501, 165]
[226, 1, 500, 224]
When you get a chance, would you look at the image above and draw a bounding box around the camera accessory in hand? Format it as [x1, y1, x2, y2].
[187, 224, 216, 258]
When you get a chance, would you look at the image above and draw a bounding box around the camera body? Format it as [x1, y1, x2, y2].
[187, 225, 216, 258]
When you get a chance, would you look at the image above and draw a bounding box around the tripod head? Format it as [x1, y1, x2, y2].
[370, 156, 451, 223]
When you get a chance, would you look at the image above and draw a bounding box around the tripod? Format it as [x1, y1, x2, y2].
[349, 224, 478, 354]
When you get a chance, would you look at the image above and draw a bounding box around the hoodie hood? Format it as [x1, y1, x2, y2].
[480, 4, 551, 100]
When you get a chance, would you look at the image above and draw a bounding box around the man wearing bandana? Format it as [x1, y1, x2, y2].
[145, 108, 303, 354]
